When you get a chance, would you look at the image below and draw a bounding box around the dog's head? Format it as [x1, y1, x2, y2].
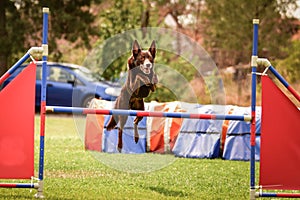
[128, 40, 156, 75]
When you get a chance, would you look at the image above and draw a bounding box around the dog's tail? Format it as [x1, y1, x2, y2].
[106, 116, 117, 131]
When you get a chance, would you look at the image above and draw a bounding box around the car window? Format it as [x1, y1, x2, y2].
[73, 68, 98, 82]
[74, 77, 84, 85]
[48, 67, 75, 83]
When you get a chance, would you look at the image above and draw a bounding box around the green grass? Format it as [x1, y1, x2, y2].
[0, 115, 256, 199]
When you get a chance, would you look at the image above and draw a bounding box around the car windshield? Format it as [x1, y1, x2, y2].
[72, 67, 99, 82]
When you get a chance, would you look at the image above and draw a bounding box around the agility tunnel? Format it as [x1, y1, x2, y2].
[84, 100, 262, 160]
[0, 8, 48, 198]
[222, 106, 261, 161]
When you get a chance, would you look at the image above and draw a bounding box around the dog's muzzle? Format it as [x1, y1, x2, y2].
[140, 59, 152, 74]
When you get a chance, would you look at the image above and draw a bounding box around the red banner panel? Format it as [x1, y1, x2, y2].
[85, 114, 104, 152]
[0, 63, 36, 179]
[260, 76, 300, 190]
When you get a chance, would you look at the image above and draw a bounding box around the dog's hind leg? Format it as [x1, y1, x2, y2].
[117, 115, 128, 152]
[133, 117, 143, 143]
[106, 115, 118, 131]
[117, 127, 123, 152]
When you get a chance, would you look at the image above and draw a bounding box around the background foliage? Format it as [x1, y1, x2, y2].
[0, 0, 299, 104]
[0, 0, 101, 75]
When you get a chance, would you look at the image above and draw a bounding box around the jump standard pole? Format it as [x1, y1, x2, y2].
[35, 7, 49, 199]
[250, 18, 259, 200]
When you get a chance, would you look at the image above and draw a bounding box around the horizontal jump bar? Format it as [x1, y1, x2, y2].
[46, 106, 251, 121]
[0, 183, 38, 189]
[258, 192, 300, 198]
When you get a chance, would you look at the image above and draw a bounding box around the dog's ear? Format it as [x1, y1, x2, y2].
[132, 40, 141, 59]
[149, 40, 156, 59]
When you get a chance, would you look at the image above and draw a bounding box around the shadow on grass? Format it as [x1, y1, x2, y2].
[147, 186, 187, 197]
[0, 194, 31, 199]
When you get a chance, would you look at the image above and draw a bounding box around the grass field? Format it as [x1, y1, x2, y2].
[0, 115, 259, 200]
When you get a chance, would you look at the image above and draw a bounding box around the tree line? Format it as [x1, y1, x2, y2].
[0, 0, 299, 85]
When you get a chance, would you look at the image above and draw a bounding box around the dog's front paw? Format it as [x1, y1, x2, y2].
[117, 146, 122, 153]
[152, 74, 158, 84]
[134, 136, 139, 143]
[134, 124, 139, 143]
[144, 77, 151, 86]
[117, 141, 122, 152]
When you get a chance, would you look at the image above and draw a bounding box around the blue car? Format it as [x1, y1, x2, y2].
[2, 62, 121, 108]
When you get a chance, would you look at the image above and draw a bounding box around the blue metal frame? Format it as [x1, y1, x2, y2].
[5, 53, 31, 76]
[38, 7, 48, 182]
[0, 53, 30, 85]
[250, 19, 259, 198]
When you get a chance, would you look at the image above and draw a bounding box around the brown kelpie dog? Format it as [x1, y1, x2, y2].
[106, 40, 158, 152]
